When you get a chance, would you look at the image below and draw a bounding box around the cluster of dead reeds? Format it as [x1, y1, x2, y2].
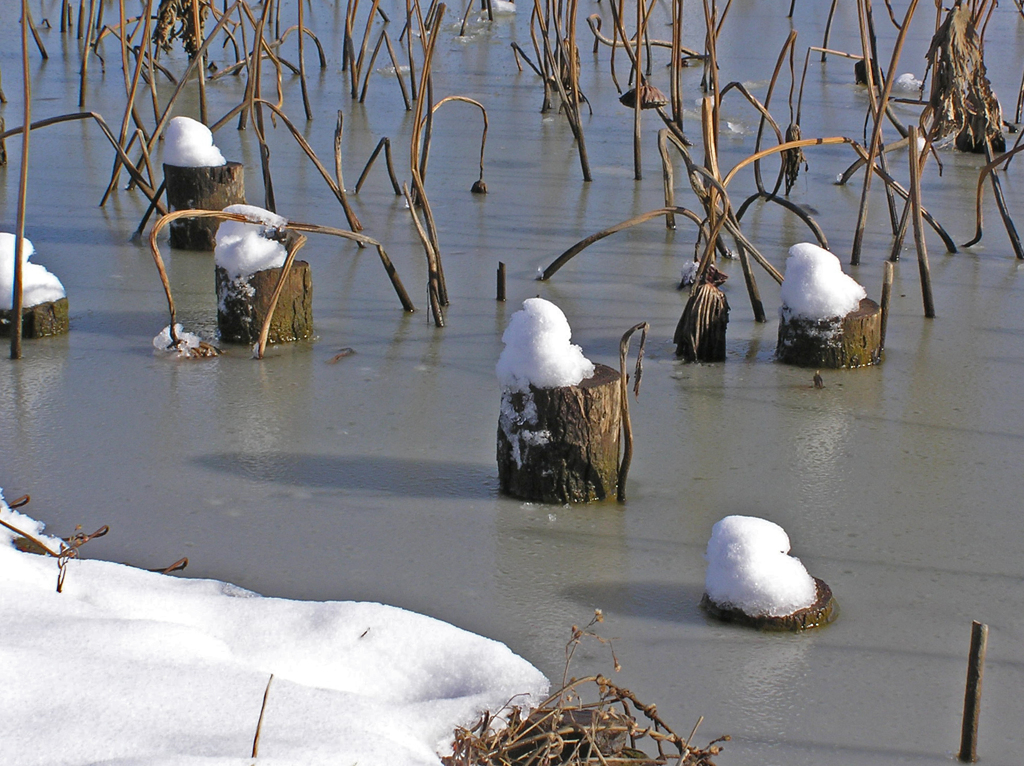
[444, 615, 727, 766]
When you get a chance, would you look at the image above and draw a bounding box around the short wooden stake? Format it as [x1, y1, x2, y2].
[497, 261, 506, 301]
[958, 620, 988, 763]
[163, 162, 245, 251]
[880, 261, 894, 348]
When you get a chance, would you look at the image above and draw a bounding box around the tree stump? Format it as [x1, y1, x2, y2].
[701, 577, 838, 631]
[497, 363, 621, 504]
[164, 162, 245, 251]
[674, 283, 729, 362]
[776, 297, 882, 369]
[0, 297, 69, 338]
[215, 261, 312, 345]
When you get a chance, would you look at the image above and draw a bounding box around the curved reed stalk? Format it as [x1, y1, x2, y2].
[354, 137, 402, 194]
[617, 322, 648, 503]
[584, 13, 701, 58]
[539, 207, 705, 281]
[431, 96, 489, 188]
[11, 0, 32, 358]
[963, 141, 1024, 257]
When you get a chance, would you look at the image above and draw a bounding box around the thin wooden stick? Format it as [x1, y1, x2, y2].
[957, 621, 988, 763]
[617, 322, 649, 503]
[880, 260, 893, 347]
[252, 674, 274, 758]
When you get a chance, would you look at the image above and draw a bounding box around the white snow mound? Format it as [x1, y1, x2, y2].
[779, 243, 866, 320]
[496, 298, 594, 391]
[0, 232, 66, 310]
[163, 116, 227, 167]
[704, 515, 818, 618]
[0, 489, 548, 766]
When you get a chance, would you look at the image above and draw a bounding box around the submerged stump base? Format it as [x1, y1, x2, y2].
[0, 297, 69, 338]
[164, 161, 245, 251]
[497, 363, 621, 504]
[701, 577, 838, 631]
[674, 283, 729, 362]
[216, 261, 312, 346]
[777, 298, 882, 369]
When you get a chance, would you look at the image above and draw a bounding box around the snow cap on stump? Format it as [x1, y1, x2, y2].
[163, 116, 227, 168]
[496, 298, 595, 392]
[780, 243, 866, 320]
[215, 204, 289, 280]
[704, 515, 817, 618]
[0, 233, 65, 310]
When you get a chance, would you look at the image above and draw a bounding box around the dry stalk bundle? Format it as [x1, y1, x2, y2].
[153, 0, 208, 57]
[924, 1, 1004, 152]
[444, 675, 725, 765]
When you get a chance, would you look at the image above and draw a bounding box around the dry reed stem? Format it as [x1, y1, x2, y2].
[908, 125, 935, 317]
[963, 142, 1024, 257]
[617, 322, 649, 503]
[402, 183, 445, 327]
[355, 137, 402, 194]
[584, 13, 701, 58]
[254, 231, 308, 359]
[431, 96, 489, 187]
[251, 674, 274, 757]
[851, 0, 920, 265]
[11, 0, 33, 358]
[539, 207, 705, 281]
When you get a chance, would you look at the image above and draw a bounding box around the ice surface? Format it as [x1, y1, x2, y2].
[779, 242, 866, 320]
[496, 298, 594, 391]
[704, 515, 817, 617]
[163, 116, 227, 167]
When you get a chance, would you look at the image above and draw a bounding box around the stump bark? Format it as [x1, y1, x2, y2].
[776, 297, 882, 369]
[701, 577, 838, 631]
[0, 297, 69, 338]
[216, 261, 312, 345]
[497, 363, 622, 504]
[164, 162, 245, 251]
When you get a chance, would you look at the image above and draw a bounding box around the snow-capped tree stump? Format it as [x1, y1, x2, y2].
[701, 577, 838, 631]
[497, 363, 621, 504]
[216, 260, 312, 345]
[0, 297, 69, 338]
[164, 162, 245, 251]
[777, 298, 882, 369]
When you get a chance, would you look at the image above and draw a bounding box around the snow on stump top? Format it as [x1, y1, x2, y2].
[701, 515, 837, 631]
[496, 298, 620, 504]
[776, 243, 882, 369]
[163, 117, 244, 251]
[0, 233, 69, 338]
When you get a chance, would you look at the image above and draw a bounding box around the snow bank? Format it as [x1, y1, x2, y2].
[164, 116, 227, 167]
[215, 204, 289, 279]
[0, 232, 66, 310]
[0, 489, 548, 766]
[704, 515, 817, 618]
[779, 243, 866, 321]
[496, 298, 594, 391]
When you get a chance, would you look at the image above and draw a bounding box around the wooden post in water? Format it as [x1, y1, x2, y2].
[880, 261, 893, 348]
[777, 298, 883, 369]
[958, 620, 988, 763]
[164, 162, 245, 250]
[496, 261, 506, 301]
[497, 364, 621, 504]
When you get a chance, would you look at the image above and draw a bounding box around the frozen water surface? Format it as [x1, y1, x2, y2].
[2, 1, 1024, 764]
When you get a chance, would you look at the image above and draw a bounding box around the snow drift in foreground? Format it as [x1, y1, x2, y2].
[704, 515, 817, 617]
[0, 490, 547, 766]
[496, 297, 594, 391]
[0, 232, 66, 310]
[779, 242, 866, 321]
[163, 115, 227, 167]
